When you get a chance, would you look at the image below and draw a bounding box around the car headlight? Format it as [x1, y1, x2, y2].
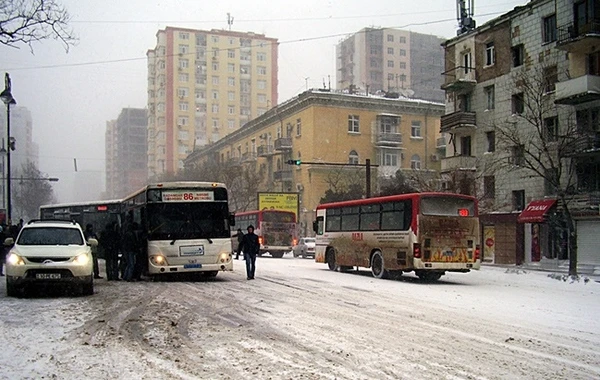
[74, 253, 90, 265]
[150, 255, 167, 266]
[7, 252, 24, 266]
[219, 252, 230, 263]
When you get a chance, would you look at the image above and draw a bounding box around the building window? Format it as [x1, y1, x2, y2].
[212, 48, 219, 58]
[349, 150, 359, 165]
[387, 47, 394, 54]
[228, 119, 235, 129]
[511, 145, 525, 166]
[411, 121, 422, 137]
[512, 93, 525, 114]
[545, 168, 559, 195]
[296, 119, 302, 136]
[348, 115, 360, 133]
[228, 106, 235, 115]
[460, 135, 472, 156]
[227, 91, 235, 101]
[543, 65, 558, 93]
[484, 176, 495, 199]
[257, 52, 267, 61]
[177, 116, 188, 126]
[179, 32, 189, 40]
[179, 44, 189, 54]
[543, 14, 557, 43]
[462, 51, 472, 74]
[399, 49, 406, 56]
[399, 62, 406, 69]
[576, 108, 600, 132]
[458, 93, 472, 111]
[511, 44, 524, 67]
[179, 102, 188, 111]
[179, 73, 189, 82]
[257, 66, 267, 75]
[383, 152, 398, 166]
[484, 85, 495, 110]
[178, 87, 189, 98]
[228, 63, 235, 73]
[544, 117, 558, 142]
[227, 49, 235, 58]
[410, 154, 421, 170]
[387, 60, 394, 68]
[387, 34, 394, 42]
[212, 62, 219, 71]
[211, 35, 219, 43]
[399, 36, 406, 43]
[211, 90, 219, 99]
[512, 190, 525, 211]
[485, 42, 495, 66]
[486, 131, 495, 152]
[212, 76, 219, 85]
[228, 77, 235, 86]
[179, 59, 189, 69]
[257, 94, 267, 103]
[257, 80, 266, 90]
[212, 104, 219, 113]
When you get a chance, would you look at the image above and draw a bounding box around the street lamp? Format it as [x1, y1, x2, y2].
[0, 73, 16, 223]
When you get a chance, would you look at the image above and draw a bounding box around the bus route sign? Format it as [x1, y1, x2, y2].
[162, 190, 214, 202]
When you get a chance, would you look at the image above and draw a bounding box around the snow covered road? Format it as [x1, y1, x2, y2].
[1, 256, 599, 379]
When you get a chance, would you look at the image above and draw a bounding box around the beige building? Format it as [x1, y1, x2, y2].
[147, 27, 278, 177]
[185, 89, 444, 234]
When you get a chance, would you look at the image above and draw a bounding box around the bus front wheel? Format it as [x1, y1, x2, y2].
[371, 251, 388, 279]
[326, 248, 337, 271]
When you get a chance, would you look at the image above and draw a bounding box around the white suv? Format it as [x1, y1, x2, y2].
[5, 220, 97, 297]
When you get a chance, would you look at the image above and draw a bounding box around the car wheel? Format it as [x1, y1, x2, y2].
[81, 276, 94, 296]
[6, 279, 20, 297]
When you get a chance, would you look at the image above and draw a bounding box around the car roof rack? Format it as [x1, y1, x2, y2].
[27, 219, 78, 225]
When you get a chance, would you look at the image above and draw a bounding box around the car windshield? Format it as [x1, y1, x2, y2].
[304, 238, 315, 244]
[17, 227, 85, 246]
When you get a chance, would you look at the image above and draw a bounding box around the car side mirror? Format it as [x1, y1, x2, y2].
[87, 238, 99, 247]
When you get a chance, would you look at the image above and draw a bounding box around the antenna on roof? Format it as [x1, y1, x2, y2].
[457, 0, 476, 36]
[227, 13, 234, 31]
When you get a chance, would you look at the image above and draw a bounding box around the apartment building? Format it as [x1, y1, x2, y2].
[147, 27, 278, 177]
[105, 108, 148, 199]
[184, 89, 444, 234]
[441, 0, 600, 272]
[336, 28, 445, 102]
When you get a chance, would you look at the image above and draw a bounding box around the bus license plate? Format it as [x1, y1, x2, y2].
[184, 264, 202, 269]
[180, 245, 205, 256]
[36, 273, 61, 279]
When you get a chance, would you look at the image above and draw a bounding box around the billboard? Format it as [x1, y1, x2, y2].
[257, 192, 299, 219]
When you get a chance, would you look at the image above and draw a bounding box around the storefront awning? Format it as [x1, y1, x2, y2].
[517, 199, 557, 223]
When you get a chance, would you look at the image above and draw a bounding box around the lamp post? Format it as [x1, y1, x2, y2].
[0, 73, 16, 223]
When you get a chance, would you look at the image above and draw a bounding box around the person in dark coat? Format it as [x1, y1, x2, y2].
[235, 228, 244, 260]
[100, 222, 121, 281]
[84, 223, 102, 279]
[121, 222, 139, 282]
[239, 225, 260, 280]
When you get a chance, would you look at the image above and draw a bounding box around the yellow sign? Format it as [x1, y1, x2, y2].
[258, 192, 299, 218]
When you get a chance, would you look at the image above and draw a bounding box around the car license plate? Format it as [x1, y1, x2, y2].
[180, 245, 205, 256]
[184, 263, 202, 269]
[36, 273, 61, 279]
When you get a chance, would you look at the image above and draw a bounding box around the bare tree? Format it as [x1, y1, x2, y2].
[13, 161, 57, 221]
[0, 0, 76, 52]
[492, 64, 582, 275]
[319, 167, 365, 203]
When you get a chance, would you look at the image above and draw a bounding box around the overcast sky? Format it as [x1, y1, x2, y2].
[0, 0, 527, 203]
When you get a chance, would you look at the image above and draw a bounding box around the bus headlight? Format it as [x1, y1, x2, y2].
[151, 255, 167, 266]
[7, 253, 24, 266]
[219, 252, 230, 263]
[74, 253, 90, 266]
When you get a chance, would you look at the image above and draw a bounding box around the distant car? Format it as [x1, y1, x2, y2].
[5, 219, 97, 297]
[293, 237, 316, 258]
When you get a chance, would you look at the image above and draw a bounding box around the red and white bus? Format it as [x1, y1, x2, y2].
[234, 210, 297, 258]
[313, 192, 480, 282]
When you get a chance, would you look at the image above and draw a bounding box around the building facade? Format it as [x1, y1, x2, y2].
[441, 0, 600, 273]
[336, 28, 445, 102]
[147, 27, 278, 177]
[105, 108, 148, 199]
[185, 89, 444, 235]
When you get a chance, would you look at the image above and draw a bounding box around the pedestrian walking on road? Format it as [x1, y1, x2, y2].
[235, 228, 244, 260]
[84, 223, 102, 279]
[240, 225, 259, 280]
[121, 222, 139, 282]
[100, 222, 121, 280]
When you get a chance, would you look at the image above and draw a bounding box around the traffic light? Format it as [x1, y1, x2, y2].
[286, 159, 301, 165]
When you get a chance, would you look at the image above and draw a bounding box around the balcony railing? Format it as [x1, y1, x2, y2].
[257, 144, 274, 156]
[562, 132, 600, 156]
[440, 111, 476, 133]
[375, 132, 402, 146]
[441, 66, 477, 92]
[555, 75, 600, 105]
[557, 21, 600, 52]
[241, 152, 257, 162]
[274, 169, 293, 181]
[440, 155, 477, 172]
[274, 137, 292, 150]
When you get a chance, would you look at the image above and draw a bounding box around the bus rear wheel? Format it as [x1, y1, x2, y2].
[416, 271, 443, 282]
[371, 251, 388, 279]
[326, 248, 337, 271]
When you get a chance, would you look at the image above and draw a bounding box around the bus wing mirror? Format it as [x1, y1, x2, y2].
[229, 213, 236, 226]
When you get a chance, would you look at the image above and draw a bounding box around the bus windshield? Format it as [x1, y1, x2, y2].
[420, 196, 475, 217]
[147, 202, 230, 240]
[263, 211, 295, 223]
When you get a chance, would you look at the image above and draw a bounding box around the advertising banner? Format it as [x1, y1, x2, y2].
[257, 192, 299, 219]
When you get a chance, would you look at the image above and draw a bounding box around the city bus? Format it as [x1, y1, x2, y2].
[313, 192, 480, 282]
[233, 209, 297, 258]
[121, 181, 234, 277]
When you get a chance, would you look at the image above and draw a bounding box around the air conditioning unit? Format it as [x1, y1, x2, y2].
[431, 154, 440, 162]
[296, 183, 304, 192]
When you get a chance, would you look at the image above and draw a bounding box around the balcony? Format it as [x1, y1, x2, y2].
[257, 144, 274, 156]
[241, 152, 257, 162]
[226, 156, 242, 166]
[441, 66, 477, 93]
[555, 75, 600, 105]
[436, 136, 447, 149]
[557, 22, 600, 53]
[375, 132, 402, 147]
[562, 132, 600, 157]
[440, 155, 477, 172]
[440, 111, 476, 133]
[274, 137, 292, 150]
[273, 169, 293, 182]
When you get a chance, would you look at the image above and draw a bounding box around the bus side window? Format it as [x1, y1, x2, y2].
[314, 217, 324, 235]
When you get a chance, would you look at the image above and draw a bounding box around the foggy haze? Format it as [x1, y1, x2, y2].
[0, 0, 526, 203]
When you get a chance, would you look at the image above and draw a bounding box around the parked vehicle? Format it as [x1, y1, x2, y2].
[293, 237, 316, 258]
